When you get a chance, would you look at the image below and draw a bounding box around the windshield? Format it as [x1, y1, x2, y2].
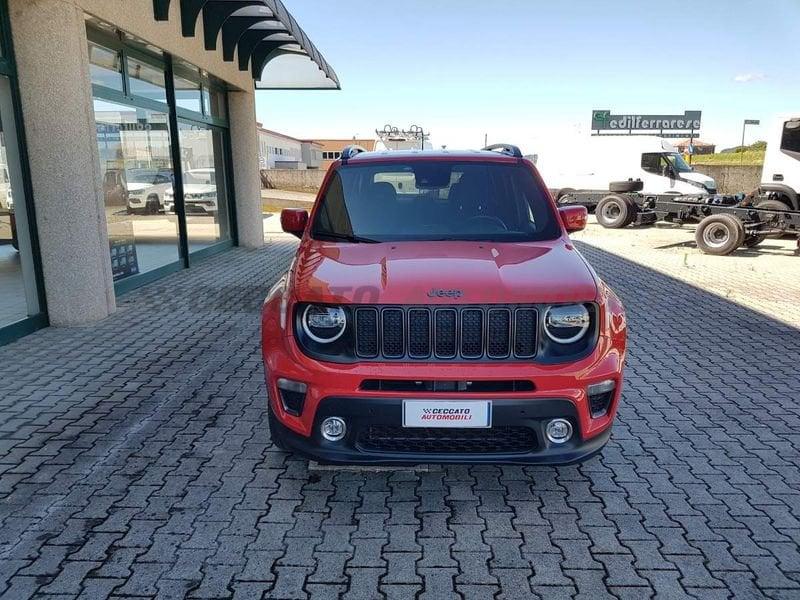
[312, 161, 560, 243]
[641, 152, 693, 175]
[663, 152, 692, 173]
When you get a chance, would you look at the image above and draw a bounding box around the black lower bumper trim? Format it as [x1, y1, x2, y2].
[271, 397, 611, 466]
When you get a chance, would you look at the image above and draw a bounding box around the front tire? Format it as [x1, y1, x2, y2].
[147, 195, 160, 214]
[695, 214, 744, 255]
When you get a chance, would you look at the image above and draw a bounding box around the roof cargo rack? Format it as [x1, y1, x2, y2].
[341, 145, 367, 163]
[482, 143, 523, 158]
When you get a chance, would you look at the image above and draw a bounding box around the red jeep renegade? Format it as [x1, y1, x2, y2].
[261, 144, 626, 465]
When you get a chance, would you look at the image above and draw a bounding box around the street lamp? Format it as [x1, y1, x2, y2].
[741, 119, 760, 163]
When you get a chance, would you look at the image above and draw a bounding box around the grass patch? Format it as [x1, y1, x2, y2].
[690, 149, 764, 166]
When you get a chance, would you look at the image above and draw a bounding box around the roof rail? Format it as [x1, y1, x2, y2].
[341, 145, 367, 163]
[482, 143, 523, 158]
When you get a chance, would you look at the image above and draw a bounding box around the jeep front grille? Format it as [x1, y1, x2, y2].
[353, 306, 539, 361]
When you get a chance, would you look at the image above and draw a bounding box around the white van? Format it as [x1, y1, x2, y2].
[541, 136, 717, 198]
[760, 114, 800, 211]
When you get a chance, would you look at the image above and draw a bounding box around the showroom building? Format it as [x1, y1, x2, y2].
[0, 0, 338, 345]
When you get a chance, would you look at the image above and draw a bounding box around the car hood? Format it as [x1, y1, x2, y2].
[292, 240, 598, 305]
[164, 184, 216, 195]
[127, 183, 153, 193]
[680, 171, 716, 187]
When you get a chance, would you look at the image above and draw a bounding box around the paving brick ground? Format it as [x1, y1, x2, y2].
[1, 236, 798, 599]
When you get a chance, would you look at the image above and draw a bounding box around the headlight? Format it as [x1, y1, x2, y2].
[302, 305, 346, 343]
[544, 304, 590, 344]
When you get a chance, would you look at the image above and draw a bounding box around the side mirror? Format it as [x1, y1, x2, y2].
[281, 208, 308, 238]
[558, 205, 588, 233]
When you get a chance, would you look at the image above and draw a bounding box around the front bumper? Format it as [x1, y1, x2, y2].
[271, 396, 612, 465]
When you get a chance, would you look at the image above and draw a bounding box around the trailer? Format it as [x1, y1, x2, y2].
[558, 185, 800, 256]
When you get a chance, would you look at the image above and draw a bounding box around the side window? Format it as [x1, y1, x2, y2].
[780, 121, 800, 154]
[641, 153, 661, 174]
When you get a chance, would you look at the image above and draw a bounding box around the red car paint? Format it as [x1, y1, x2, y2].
[261, 151, 627, 464]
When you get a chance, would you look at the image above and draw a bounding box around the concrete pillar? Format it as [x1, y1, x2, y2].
[9, 0, 115, 325]
[228, 89, 264, 248]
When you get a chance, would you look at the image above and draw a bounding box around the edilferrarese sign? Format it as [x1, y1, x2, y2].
[592, 110, 701, 131]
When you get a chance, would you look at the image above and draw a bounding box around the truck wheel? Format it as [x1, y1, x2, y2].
[146, 195, 160, 214]
[596, 194, 630, 228]
[609, 180, 643, 193]
[622, 197, 638, 226]
[695, 214, 744, 255]
[755, 198, 791, 212]
[755, 199, 789, 238]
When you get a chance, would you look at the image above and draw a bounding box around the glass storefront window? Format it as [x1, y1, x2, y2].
[127, 56, 167, 104]
[207, 87, 227, 120]
[89, 42, 123, 91]
[93, 99, 180, 281]
[0, 76, 40, 327]
[174, 75, 202, 113]
[178, 122, 231, 250]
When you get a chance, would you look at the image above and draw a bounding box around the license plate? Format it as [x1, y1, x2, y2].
[402, 400, 492, 428]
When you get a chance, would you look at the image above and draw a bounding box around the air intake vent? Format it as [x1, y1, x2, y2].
[408, 308, 431, 358]
[487, 309, 511, 358]
[460, 309, 484, 358]
[434, 309, 457, 358]
[381, 308, 404, 358]
[355, 308, 379, 358]
[514, 308, 538, 358]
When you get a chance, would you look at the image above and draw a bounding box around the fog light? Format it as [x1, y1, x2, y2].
[320, 417, 347, 442]
[277, 378, 307, 416]
[587, 379, 616, 418]
[546, 419, 573, 444]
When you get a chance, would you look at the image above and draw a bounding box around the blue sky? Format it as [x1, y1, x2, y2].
[255, 0, 799, 152]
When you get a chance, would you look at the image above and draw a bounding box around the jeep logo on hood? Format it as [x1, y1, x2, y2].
[428, 288, 463, 299]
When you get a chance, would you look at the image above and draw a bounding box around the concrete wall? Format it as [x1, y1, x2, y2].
[261, 168, 327, 193]
[692, 164, 763, 194]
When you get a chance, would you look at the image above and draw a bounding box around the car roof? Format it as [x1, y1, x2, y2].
[341, 149, 523, 164]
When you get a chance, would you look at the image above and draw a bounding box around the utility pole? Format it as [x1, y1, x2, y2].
[484, 133, 488, 148]
[741, 119, 760, 164]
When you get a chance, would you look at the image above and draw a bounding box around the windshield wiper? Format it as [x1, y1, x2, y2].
[314, 231, 381, 244]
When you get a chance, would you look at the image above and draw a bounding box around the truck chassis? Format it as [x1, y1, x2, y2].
[558, 190, 800, 256]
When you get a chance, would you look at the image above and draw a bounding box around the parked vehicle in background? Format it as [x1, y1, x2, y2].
[760, 114, 800, 211]
[261, 144, 627, 465]
[126, 168, 173, 214]
[164, 168, 218, 215]
[541, 136, 717, 205]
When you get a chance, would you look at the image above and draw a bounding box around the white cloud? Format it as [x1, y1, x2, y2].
[733, 72, 765, 83]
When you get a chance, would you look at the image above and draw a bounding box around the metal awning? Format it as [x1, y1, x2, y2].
[153, 0, 340, 89]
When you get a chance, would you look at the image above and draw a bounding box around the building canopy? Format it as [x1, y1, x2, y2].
[153, 0, 340, 89]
